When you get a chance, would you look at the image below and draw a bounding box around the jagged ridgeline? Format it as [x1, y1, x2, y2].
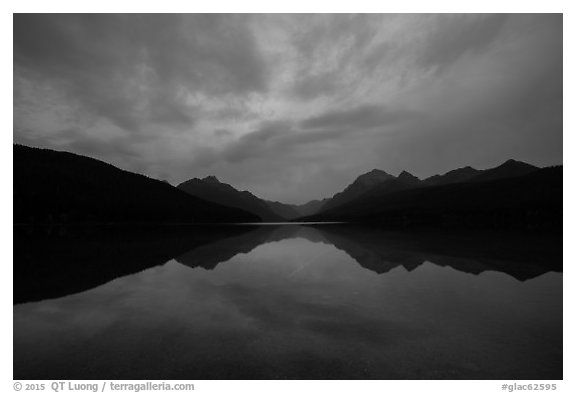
[14, 144, 562, 229]
[302, 163, 562, 231]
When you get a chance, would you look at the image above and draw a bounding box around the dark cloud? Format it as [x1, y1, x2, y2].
[14, 14, 269, 131]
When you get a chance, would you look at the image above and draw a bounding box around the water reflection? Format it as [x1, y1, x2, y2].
[176, 225, 561, 281]
[14, 224, 562, 379]
[13, 224, 256, 303]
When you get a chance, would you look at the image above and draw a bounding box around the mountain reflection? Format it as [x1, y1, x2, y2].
[14, 224, 561, 304]
[176, 224, 561, 281]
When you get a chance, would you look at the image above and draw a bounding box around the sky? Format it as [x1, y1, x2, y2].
[13, 14, 562, 204]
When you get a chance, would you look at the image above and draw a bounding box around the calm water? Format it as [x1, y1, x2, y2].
[13, 225, 562, 379]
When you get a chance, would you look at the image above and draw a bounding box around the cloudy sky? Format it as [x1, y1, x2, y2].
[14, 14, 562, 204]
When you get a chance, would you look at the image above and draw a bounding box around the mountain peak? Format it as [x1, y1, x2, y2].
[469, 159, 539, 183]
[495, 159, 538, 171]
[398, 170, 419, 179]
[202, 175, 221, 183]
[355, 169, 394, 185]
[178, 175, 285, 221]
[398, 170, 421, 185]
[449, 166, 478, 175]
[367, 168, 387, 175]
[501, 159, 520, 166]
[500, 158, 532, 166]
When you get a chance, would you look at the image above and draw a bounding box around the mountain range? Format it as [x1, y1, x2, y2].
[316, 159, 541, 215]
[175, 157, 559, 230]
[14, 144, 562, 230]
[302, 160, 561, 230]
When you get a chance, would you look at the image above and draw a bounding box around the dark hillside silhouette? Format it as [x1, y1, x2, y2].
[14, 145, 259, 224]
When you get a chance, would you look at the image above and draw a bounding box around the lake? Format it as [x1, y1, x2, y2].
[13, 224, 562, 379]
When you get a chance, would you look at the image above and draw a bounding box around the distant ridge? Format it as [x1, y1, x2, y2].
[177, 176, 331, 221]
[470, 159, 538, 183]
[290, 198, 329, 217]
[177, 176, 293, 222]
[422, 160, 538, 186]
[423, 166, 481, 186]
